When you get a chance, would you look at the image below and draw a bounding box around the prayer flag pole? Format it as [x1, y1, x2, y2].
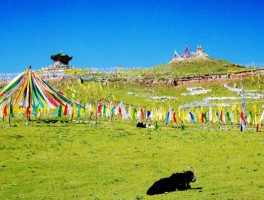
[240, 78, 246, 131]
[8, 98, 11, 126]
[95, 101, 98, 125]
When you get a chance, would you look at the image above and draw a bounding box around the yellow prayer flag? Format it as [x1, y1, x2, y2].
[237, 105, 241, 113]
[253, 103, 257, 114]
[231, 103, 236, 111]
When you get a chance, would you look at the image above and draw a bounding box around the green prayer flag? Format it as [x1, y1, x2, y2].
[249, 111, 254, 122]
[10, 103, 14, 117]
[227, 112, 232, 123]
[58, 105, 62, 117]
[133, 108, 137, 120]
[204, 112, 208, 122]
[154, 121, 158, 131]
[103, 105, 107, 117]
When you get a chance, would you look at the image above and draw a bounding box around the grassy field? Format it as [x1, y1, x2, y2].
[1, 72, 264, 199]
[148, 59, 253, 77]
[1, 118, 264, 199]
[53, 75, 264, 111]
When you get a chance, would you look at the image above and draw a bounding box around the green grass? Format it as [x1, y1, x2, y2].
[147, 58, 254, 77]
[51, 74, 264, 111]
[1, 69, 264, 199]
[1, 119, 264, 199]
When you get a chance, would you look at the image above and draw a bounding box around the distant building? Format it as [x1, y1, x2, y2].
[51, 53, 73, 68]
[195, 45, 209, 58]
[42, 52, 73, 77]
[170, 45, 209, 63]
[172, 50, 184, 61]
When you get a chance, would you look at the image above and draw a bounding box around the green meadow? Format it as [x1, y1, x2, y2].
[148, 59, 253, 77]
[1, 119, 264, 199]
[1, 71, 264, 199]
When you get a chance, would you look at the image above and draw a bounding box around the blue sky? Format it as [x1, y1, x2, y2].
[0, 0, 263, 73]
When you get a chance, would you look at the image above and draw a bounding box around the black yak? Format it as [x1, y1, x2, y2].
[136, 122, 153, 128]
[147, 171, 197, 195]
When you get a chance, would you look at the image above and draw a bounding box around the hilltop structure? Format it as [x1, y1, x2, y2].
[51, 53, 72, 67]
[42, 52, 73, 77]
[170, 45, 209, 63]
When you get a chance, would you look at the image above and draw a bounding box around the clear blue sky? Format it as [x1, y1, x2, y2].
[0, 0, 263, 73]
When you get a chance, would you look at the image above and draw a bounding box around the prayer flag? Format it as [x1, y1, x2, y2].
[77, 105, 81, 117]
[26, 107, 30, 118]
[58, 105, 62, 117]
[154, 121, 158, 131]
[3, 105, 8, 116]
[146, 110, 151, 120]
[209, 106, 212, 122]
[133, 108, 137, 120]
[165, 111, 169, 125]
[98, 104, 103, 116]
[64, 104, 68, 115]
[204, 112, 208, 122]
[118, 106, 122, 118]
[227, 112, 232, 123]
[249, 111, 254, 124]
[10, 103, 14, 117]
[103, 105, 107, 117]
[189, 111, 196, 123]
[216, 111, 220, 123]
[260, 110, 264, 124]
[240, 112, 245, 122]
[140, 108, 144, 120]
[201, 112, 204, 123]
[173, 112, 177, 124]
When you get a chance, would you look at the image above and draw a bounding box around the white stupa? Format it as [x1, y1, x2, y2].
[170, 45, 209, 63]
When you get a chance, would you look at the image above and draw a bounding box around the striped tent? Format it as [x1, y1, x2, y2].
[0, 66, 73, 114]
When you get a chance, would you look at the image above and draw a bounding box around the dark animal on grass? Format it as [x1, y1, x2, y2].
[136, 122, 153, 128]
[147, 171, 196, 195]
[136, 122, 146, 128]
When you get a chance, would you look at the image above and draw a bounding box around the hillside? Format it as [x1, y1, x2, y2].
[146, 58, 254, 78]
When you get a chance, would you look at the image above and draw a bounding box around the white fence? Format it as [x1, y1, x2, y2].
[0, 73, 20, 82]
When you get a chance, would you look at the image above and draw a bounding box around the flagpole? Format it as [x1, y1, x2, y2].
[8, 98, 11, 127]
[95, 101, 98, 125]
[241, 78, 246, 131]
[26, 66, 31, 126]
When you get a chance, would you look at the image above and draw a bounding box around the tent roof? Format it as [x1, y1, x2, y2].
[51, 53, 72, 64]
[0, 67, 73, 108]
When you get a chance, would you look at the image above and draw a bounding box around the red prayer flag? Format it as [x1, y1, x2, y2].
[140, 108, 144, 120]
[201, 112, 204, 123]
[64, 104, 68, 115]
[26, 107, 30, 118]
[173, 112, 177, 123]
[3, 105, 8, 116]
[240, 112, 245, 122]
[98, 105, 103, 116]
[118, 107, 122, 118]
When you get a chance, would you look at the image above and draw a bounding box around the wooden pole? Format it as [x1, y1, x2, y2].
[26, 116, 29, 126]
[95, 101, 98, 125]
[8, 113, 10, 126]
[89, 112, 93, 123]
[70, 107, 74, 123]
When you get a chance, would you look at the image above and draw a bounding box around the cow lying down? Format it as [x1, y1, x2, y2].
[147, 171, 201, 195]
[136, 122, 154, 128]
